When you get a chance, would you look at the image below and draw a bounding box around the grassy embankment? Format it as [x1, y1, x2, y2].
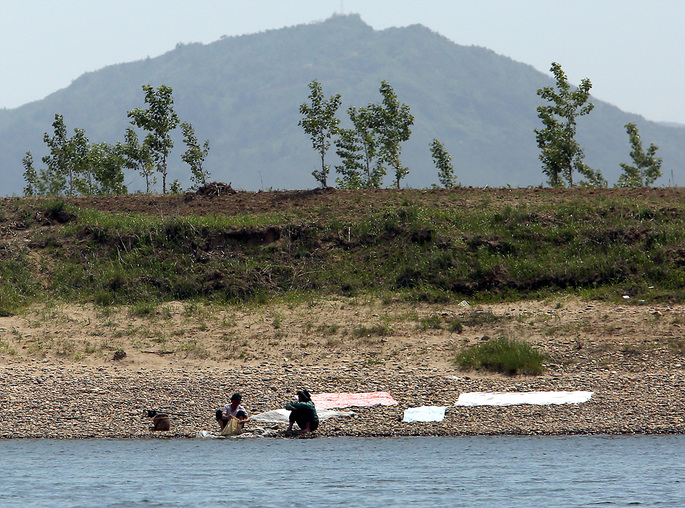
[1, 188, 684, 371]
[3, 190, 685, 310]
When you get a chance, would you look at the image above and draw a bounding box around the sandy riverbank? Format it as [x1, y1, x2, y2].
[1, 297, 684, 438]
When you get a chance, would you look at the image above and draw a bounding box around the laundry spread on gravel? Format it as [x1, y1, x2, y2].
[455, 391, 594, 406]
[402, 406, 447, 423]
[311, 391, 398, 409]
[251, 408, 354, 423]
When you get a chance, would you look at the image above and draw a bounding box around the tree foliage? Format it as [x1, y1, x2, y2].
[535, 62, 605, 188]
[40, 114, 87, 196]
[87, 142, 127, 195]
[334, 106, 383, 189]
[181, 121, 211, 189]
[617, 123, 663, 188]
[22, 152, 38, 197]
[371, 81, 414, 188]
[21, 84, 208, 197]
[430, 139, 457, 188]
[334, 81, 413, 189]
[298, 80, 342, 187]
[127, 85, 180, 194]
[121, 127, 155, 193]
[23, 149, 65, 197]
[23, 115, 126, 196]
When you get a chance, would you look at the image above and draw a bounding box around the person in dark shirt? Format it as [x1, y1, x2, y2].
[285, 389, 319, 435]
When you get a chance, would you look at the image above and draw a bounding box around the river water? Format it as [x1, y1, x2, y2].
[2, 435, 684, 507]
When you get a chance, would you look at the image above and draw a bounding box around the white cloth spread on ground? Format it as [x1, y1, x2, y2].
[455, 391, 594, 407]
[311, 392, 398, 409]
[196, 430, 224, 439]
[250, 408, 354, 424]
[403, 406, 447, 423]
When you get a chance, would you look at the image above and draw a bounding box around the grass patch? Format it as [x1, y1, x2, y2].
[130, 301, 157, 318]
[7, 190, 685, 310]
[447, 319, 463, 333]
[460, 310, 508, 327]
[0, 339, 17, 355]
[351, 323, 392, 338]
[0, 245, 40, 312]
[317, 324, 340, 336]
[455, 337, 545, 375]
[179, 339, 211, 359]
[668, 338, 685, 354]
[418, 313, 443, 330]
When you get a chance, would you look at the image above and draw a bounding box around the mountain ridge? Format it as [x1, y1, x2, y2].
[0, 14, 683, 194]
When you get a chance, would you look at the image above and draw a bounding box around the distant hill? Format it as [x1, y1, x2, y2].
[1, 14, 683, 195]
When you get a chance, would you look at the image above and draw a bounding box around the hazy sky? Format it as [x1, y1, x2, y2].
[1, 0, 683, 124]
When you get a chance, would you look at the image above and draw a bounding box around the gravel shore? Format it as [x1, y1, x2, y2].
[2, 358, 684, 439]
[2, 298, 685, 439]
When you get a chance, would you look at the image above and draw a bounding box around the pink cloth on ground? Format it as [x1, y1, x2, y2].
[311, 391, 398, 409]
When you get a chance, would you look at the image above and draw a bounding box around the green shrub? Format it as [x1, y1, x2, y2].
[447, 319, 463, 333]
[0, 248, 40, 311]
[418, 313, 443, 330]
[455, 337, 545, 375]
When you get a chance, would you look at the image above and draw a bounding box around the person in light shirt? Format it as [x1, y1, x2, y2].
[216, 392, 249, 431]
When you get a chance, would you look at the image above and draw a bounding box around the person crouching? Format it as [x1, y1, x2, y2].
[216, 393, 249, 434]
[146, 410, 171, 431]
[285, 389, 319, 436]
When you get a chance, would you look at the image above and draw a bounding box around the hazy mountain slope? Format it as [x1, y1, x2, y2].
[0, 14, 683, 194]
